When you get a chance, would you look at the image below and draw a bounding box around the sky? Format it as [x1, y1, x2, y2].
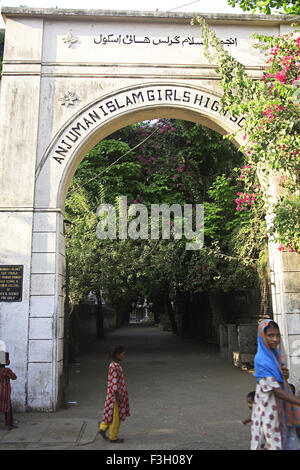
[0, 0, 248, 27]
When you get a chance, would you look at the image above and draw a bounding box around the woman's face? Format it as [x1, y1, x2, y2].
[265, 327, 281, 350]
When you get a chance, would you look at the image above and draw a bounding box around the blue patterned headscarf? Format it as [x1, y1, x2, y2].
[253, 319, 300, 428]
[253, 319, 285, 383]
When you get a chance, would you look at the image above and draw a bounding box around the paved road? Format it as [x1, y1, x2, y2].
[0, 325, 256, 450]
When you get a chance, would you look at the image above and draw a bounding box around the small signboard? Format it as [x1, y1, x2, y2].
[0, 265, 23, 302]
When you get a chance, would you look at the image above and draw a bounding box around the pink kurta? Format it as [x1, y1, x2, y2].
[0, 367, 17, 412]
[102, 361, 130, 424]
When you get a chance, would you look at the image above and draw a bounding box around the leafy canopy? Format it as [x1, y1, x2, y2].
[227, 0, 300, 15]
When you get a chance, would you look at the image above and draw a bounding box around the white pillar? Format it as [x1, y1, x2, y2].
[0, 16, 44, 410]
[269, 245, 300, 393]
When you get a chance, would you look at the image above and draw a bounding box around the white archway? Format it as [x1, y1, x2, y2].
[30, 83, 247, 410]
[0, 8, 299, 411]
[34, 83, 245, 210]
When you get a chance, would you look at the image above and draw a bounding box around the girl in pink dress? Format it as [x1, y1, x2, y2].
[0, 353, 17, 430]
[99, 346, 130, 443]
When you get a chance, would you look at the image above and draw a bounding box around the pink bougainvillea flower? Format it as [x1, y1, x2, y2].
[278, 175, 287, 185]
[270, 44, 280, 56]
[275, 70, 286, 83]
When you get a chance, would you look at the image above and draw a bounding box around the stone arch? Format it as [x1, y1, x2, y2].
[34, 83, 246, 211]
[1, 8, 299, 412]
[29, 82, 249, 410]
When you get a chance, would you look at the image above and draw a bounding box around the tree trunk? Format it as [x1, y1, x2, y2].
[175, 290, 191, 337]
[96, 292, 105, 339]
[165, 294, 178, 334]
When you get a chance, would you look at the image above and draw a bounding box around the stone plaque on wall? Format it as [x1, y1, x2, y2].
[0, 265, 23, 302]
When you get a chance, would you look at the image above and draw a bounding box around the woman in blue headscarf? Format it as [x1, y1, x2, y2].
[251, 319, 300, 450]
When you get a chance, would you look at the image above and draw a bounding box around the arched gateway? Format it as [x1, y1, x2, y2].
[0, 8, 299, 411]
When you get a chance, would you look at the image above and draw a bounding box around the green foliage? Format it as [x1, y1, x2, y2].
[71, 139, 134, 206]
[193, 17, 300, 253]
[270, 195, 300, 252]
[204, 174, 242, 241]
[65, 186, 100, 305]
[194, 18, 300, 174]
[227, 0, 300, 15]
[183, 242, 259, 293]
[65, 118, 267, 312]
